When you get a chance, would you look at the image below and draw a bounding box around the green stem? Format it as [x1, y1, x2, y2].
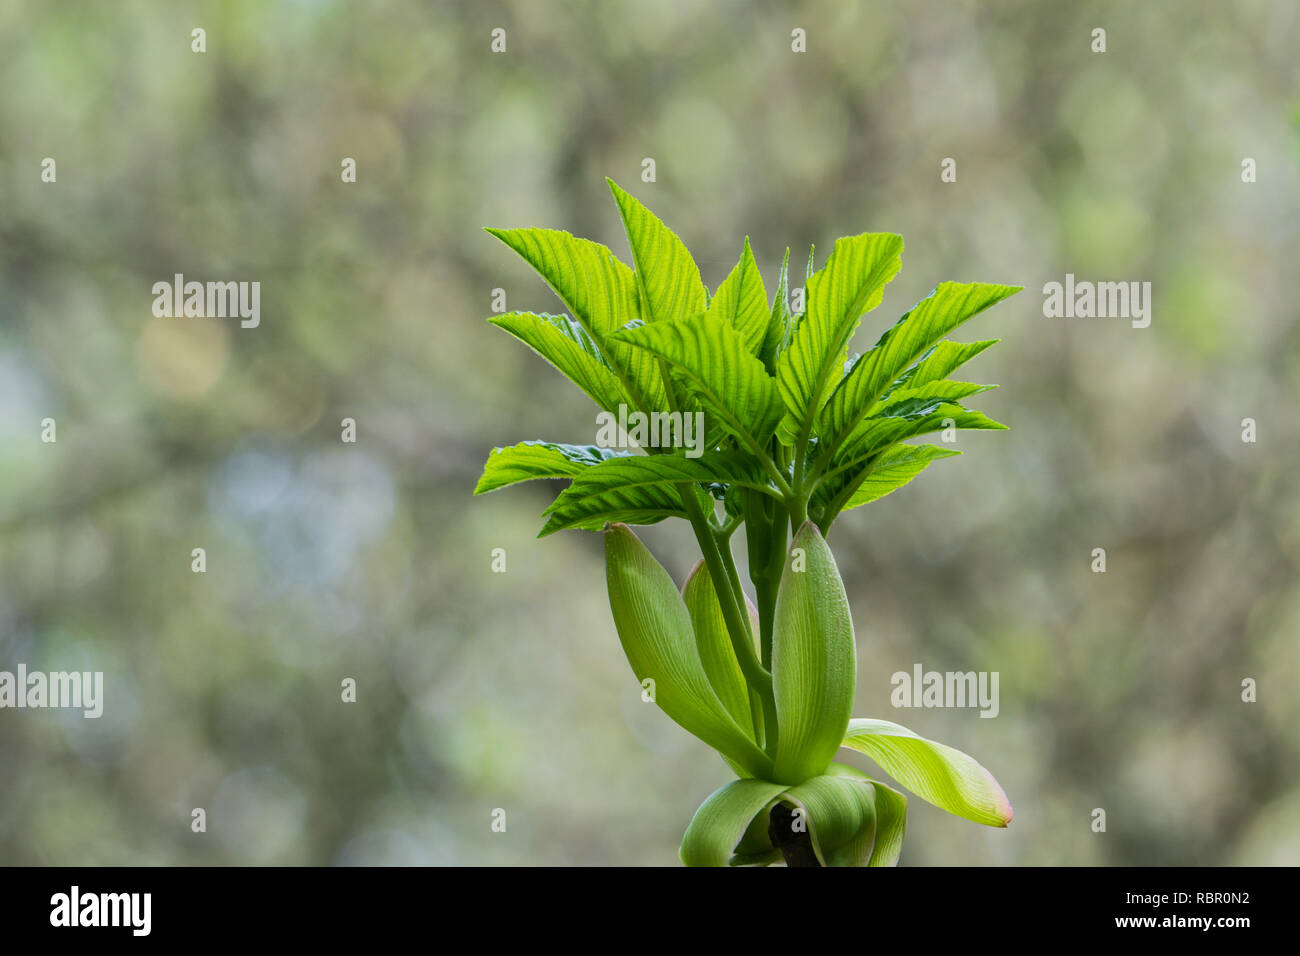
[817, 464, 872, 536]
[751, 445, 794, 499]
[742, 488, 789, 759]
[715, 523, 771, 750]
[787, 493, 808, 530]
[754, 514, 787, 670]
[715, 528, 751, 641]
[681, 489, 770, 688]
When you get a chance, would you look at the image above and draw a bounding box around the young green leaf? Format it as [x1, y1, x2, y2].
[758, 247, 793, 374]
[542, 454, 770, 535]
[865, 781, 908, 866]
[830, 403, 1006, 477]
[607, 179, 707, 325]
[487, 312, 632, 413]
[840, 717, 1014, 827]
[612, 315, 782, 455]
[865, 379, 995, 419]
[541, 465, 692, 535]
[817, 282, 1020, 455]
[776, 233, 904, 445]
[606, 525, 774, 780]
[706, 237, 769, 356]
[771, 522, 856, 784]
[474, 441, 632, 495]
[679, 778, 788, 867]
[731, 796, 781, 862]
[485, 226, 666, 411]
[485, 227, 639, 338]
[813, 443, 961, 516]
[886, 338, 999, 396]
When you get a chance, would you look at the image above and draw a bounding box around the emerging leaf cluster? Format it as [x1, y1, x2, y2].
[476, 181, 1020, 866]
[478, 180, 1018, 538]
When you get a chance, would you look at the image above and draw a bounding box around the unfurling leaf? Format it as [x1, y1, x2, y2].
[607, 178, 707, 325]
[474, 441, 631, 495]
[825, 762, 908, 866]
[707, 237, 770, 356]
[486, 311, 632, 413]
[771, 522, 856, 784]
[679, 763, 905, 867]
[776, 233, 904, 444]
[484, 226, 666, 410]
[817, 281, 1021, 453]
[840, 717, 1013, 827]
[605, 525, 773, 779]
[811, 443, 959, 516]
[541, 453, 769, 535]
[776, 770, 877, 866]
[886, 338, 999, 395]
[612, 315, 782, 454]
[829, 403, 1006, 476]
[758, 247, 794, 374]
[679, 778, 788, 867]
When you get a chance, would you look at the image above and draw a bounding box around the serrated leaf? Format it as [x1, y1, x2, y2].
[485, 227, 640, 338]
[776, 233, 904, 445]
[706, 237, 769, 356]
[612, 315, 782, 455]
[487, 312, 632, 412]
[840, 717, 1013, 827]
[682, 561, 758, 737]
[679, 778, 788, 867]
[607, 179, 707, 325]
[818, 282, 1020, 453]
[887, 338, 999, 397]
[832, 403, 1006, 475]
[605, 526, 773, 780]
[541, 453, 768, 535]
[814, 443, 961, 514]
[485, 226, 666, 411]
[542, 471, 688, 535]
[771, 522, 856, 784]
[758, 247, 793, 373]
[474, 441, 632, 495]
[866, 379, 995, 419]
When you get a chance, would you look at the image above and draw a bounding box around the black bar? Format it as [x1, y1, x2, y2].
[0, 866, 1278, 942]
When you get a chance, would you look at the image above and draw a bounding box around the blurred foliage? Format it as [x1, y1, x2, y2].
[1, 0, 1298, 865]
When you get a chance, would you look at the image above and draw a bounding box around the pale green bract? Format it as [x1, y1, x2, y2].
[476, 179, 1021, 865]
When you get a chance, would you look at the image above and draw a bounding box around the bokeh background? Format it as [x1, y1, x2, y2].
[1, 0, 1298, 866]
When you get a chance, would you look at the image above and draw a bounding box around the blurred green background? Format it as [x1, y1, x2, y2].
[2, 0, 1298, 865]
